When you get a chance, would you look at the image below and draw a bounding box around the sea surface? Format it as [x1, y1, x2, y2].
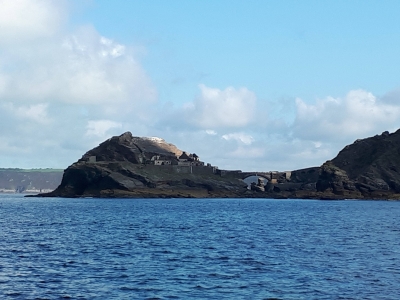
[1, 194, 400, 299]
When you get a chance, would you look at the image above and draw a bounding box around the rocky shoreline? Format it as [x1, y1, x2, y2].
[32, 130, 400, 200]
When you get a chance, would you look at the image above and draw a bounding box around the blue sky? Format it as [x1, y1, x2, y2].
[1, 0, 400, 171]
[75, 0, 400, 100]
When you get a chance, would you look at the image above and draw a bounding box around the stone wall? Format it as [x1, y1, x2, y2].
[143, 164, 216, 175]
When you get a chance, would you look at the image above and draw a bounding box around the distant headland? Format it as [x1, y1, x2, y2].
[30, 129, 400, 200]
[0, 168, 63, 193]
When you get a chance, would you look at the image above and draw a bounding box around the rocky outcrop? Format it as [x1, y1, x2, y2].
[330, 130, 400, 197]
[250, 177, 265, 192]
[32, 129, 400, 200]
[78, 132, 182, 164]
[36, 132, 248, 198]
[314, 161, 361, 199]
[266, 130, 400, 199]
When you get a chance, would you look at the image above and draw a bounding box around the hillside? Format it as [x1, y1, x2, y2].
[0, 169, 63, 193]
[264, 130, 400, 199]
[37, 132, 248, 198]
[32, 129, 400, 200]
[330, 130, 400, 192]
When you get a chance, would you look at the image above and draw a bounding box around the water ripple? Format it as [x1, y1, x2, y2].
[1, 196, 400, 299]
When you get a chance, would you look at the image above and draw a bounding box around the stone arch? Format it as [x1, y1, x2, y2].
[242, 175, 269, 188]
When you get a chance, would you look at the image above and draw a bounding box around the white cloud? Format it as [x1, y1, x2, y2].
[0, 26, 156, 108]
[0, 0, 66, 44]
[2, 102, 50, 124]
[222, 132, 254, 145]
[15, 103, 50, 124]
[185, 84, 256, 128]
[1, 1, 400, 173]
[0, 1, 157, 168]
[293, 89, 400, 142]
[205, 130, 217, 135]
[155, 87, 400, 171]
[86, 120, 122, 138]
[99, 37, 125, 57]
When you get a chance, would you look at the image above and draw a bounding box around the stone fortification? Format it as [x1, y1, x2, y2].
[35, 132, 247, 198]
[32, 129, 400, 200]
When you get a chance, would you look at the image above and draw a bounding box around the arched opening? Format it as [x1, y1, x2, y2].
[242, 175, 269, 189]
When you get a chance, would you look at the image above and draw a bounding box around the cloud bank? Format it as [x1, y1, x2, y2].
[1, 0, 400, 171]
[0, 0, 156, 167]
[185, 84, 256, 128]
[293, 90, 400, 142]
[0, 0, 66, 43]
[161, 85, 400, 171]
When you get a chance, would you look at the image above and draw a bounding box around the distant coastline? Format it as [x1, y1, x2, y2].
[0, 189, 55, 194]
[0, 169, 63, 194]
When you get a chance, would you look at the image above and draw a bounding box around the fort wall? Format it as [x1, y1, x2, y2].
[143, 164, 216, 175]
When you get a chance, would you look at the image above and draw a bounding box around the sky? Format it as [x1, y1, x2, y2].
[1, 0, 400, 171]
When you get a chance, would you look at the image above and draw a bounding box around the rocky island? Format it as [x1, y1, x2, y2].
[35, 130, 400, 200]
[36, 132, 249, 198]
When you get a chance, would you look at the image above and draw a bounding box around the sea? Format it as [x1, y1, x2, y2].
[1, 194, 400, 300]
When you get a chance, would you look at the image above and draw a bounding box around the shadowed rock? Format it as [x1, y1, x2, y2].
[36, 132, 248, 198]
[31, 129, 400, 200]
[265, 130, 400, 199]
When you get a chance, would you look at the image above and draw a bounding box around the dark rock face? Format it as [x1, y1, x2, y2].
[315, 161, 361, 198]
[290, 167, 320, 184]
[35, 129, 400, 200]
[266, 130, 400, 199]
[250, 177, 265, 192]
[38, 132, 248, 198]
[330, 130, 400, 197]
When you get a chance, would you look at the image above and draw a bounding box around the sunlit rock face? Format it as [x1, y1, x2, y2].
[79, 132, 183, 165]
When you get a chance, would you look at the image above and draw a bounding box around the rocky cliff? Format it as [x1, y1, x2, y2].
[331, 130, 400, 191]
[34, 129, 400, 200]
[37, 132, 248, 198]
[265, 130, 400, 199]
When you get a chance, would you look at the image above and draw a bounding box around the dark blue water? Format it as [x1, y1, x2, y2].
[1, 195, 400, 299]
